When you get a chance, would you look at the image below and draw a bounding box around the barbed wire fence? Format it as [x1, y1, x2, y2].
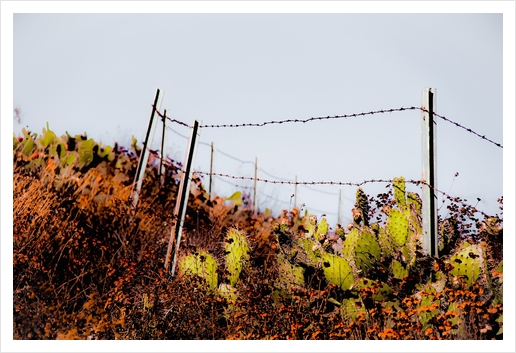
[154, 107, 501, 219]
[135, 88, 502, 272]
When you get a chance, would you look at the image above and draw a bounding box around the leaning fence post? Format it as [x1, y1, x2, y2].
[253, 157, 258, 213]
[165, 120, 202, 276]
[131, 88, 164, 207]
[338, 189, 343, 225]
[421, 88, 438, 257]
[159, 109, 167, 186]
[209, 142, 215, 199]
[294, 175, 298, 209]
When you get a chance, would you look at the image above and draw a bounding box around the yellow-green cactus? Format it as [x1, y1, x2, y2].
[179, 250, 218, 291]
[224, 229, 250, 286]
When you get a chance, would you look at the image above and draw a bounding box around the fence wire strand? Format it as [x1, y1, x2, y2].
[421, 108, 502, 148]
[156, 104, 502, 149]
[198, 106, 420, 128]
[144, 145, 491, 218]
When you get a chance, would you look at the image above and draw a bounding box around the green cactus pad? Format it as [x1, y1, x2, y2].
[342, 228, 380, 274]
[417, 293, 440, 329]
[449, 241, 483, 286]
[377, 227, 396, 258]
[354, 230, 381, 274]
[277, 253, 305, 289]
[39, 126, 56, 148]
[321, 253, 354, 290]
[391, 260, 409, 279]
[356, 278, 393, 301]
[393, 177, 406, 207]
[387, 209, 409, 246]
[296, 238, 323, 265]
[225, 229, 250, 286]
[341, 297, 365, 321]
[180, 250, 218, 291]
[446, 301, 463, 335]
[218, 283, 238, 302]
[77, 138, 95, 166]
[316, 217, 329, 241]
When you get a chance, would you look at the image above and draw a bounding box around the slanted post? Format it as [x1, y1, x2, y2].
[209, 142, 215, 199]
[421, 88, 438, 257]
[253, 157, 258, 213]
[159, 109, 167, 186]
[165, 120, 202, 276]
[338, 189, 343, 225]
[131, 88, 164, 207]
[294, 175, 298, 208]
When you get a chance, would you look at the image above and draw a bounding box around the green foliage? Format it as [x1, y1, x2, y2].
[418, 292, 440, 329]
[225, 229, 250, 286]
[387, 209, 409, 246]
[12, 131, 503, 341]
[277, 253, 305, 289]
[356, 278, 393, 301]
[393, 176, 406, 207]
[180, 250, 218, 291]
[391, 260, 409, 279]
[321, 253, 354, 290]
[341, 297, 365, 321]
[342, 228, 380, 275]
[449, 242, 483, 286]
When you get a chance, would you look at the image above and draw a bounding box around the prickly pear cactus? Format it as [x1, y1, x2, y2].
[321, 253, 354, 291]
[315, 217, 329, 243]
[449, 241, 483, 286]
[391, 259, 409, 279]
[356, 278, 393, 301]
[276, 253, 305, 290]
[393, 176, 406, 207]
[387, 209, 409, 246]
[417, 291, 440, 329]
[179, 250, 218, 291]
[224, 229, 250, 286]
[341, 297, 366, 321]
[354, 188, 370, 226]
[342, 228, 381, 275]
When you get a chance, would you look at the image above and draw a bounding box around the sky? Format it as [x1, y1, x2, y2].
[9, 10, 507, 228]
[2, 1, 515, 352]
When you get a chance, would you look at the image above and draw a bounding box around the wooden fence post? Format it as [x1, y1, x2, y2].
[164, 120, 202, 276]
[338, 189, 343, 225]
[159, 109, 167, 186]
[421, 88, 438, 257]
[209, 142, 215, 199]
[131, 88, 164, 207]
[253, 157, 258, 213]
[294, 175, 298, 209]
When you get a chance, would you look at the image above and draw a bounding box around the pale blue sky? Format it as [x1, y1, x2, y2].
[2, 2, 515, 351]
[11, 12, 504, 227]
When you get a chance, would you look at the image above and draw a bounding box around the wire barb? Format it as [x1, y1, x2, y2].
[421, 108, 503, 149]
[198, 106, 420, 128]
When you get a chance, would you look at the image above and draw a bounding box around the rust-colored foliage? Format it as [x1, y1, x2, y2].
[13, 127, 503, 340]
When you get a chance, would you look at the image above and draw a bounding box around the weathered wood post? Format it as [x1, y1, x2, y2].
[165, 120, 202, 276]
[209, 142, 215, 199]
[159, 109, 167, 186]
[253, 157, 258, 213]
[421, 88, 438, 257]
[294, 175, 298, 208]
[131, 88, 164, 207]
[338, 189, 343, 225]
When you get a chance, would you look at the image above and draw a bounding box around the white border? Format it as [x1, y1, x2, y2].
[2, 1, 514, 352]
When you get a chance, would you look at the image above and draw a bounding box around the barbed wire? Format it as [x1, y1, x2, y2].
[194, 171, 491, 218]
[421, 108, 503, 149]
[145, 139, 493, 220]
[156, 104, 502, 149]
[198, 106, 420, 128]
